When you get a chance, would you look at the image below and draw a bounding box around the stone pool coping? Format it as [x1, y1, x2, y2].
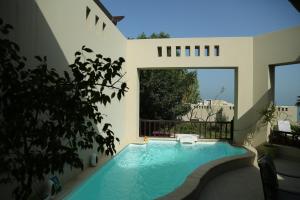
[158, 146, 255, 200]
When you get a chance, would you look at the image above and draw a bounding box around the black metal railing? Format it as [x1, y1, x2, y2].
[269, 130, 300, 148]
[139, 119, 233, 141]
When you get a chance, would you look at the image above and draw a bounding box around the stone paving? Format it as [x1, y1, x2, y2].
[198, 157, 300, 200]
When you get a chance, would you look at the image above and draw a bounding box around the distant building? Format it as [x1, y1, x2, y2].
[276, 106, 298, 123]
[181, 101, 298, 123]
[181, 100, 234, 122]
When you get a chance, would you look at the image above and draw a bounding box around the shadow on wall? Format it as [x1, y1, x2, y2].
[29, 3, 70, 74]
[0, 1, 103, 199]
[234, 89, 273, 147]
[33, 1, 103, 176]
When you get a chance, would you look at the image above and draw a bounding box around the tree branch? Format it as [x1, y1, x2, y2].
[111, 72, 127, 87]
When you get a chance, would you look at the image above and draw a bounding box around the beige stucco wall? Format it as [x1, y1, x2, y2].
[1, 0, 300, 198]
[0, 0, 128, 196]
[247, 26, 300, 146]
[125, 37, 254, 144]
[1, 0, 298, 151]
[253, 26, 300, 104]
[32, 0, 129, 152]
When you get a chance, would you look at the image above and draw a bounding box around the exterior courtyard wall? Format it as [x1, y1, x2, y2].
[125, 37, 254, 145]
[247, 26, 300, 146]
[1, 1, 300, 198]
[0, 0, 128, 194]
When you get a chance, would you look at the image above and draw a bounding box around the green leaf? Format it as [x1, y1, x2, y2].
[103, 123, 111, 131]
[103, 57, 111, 63]
[34, 56, 43, 62]
[117, 91, 122, 100]
[87, 58, 93, 63]
[96, 54, 103, 59]
[69, 64, 76, 69]
[87, 121, 92, 127]
[75, 51, 81, 56]
[4, 24, 13, 32]
[17, 62, 25, 70]
[11, 42, 20, 52]
[119, 57, 125, 63]
[83, 47, 93, 53]
[121, 82, 127, 89]
[111, 92, 115, 98]
[64, 71, 70, 81]
[75, 57, 81, 63]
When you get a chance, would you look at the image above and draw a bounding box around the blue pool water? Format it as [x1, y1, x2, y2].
[65, 141, 246, 200]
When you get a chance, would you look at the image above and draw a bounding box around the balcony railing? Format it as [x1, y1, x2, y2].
[270, 130, 300, 148]
[139, 119, 233, 141]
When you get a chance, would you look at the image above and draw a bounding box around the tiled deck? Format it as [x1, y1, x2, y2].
[198, 157, 300, 200]
[198, 166, 264, 200]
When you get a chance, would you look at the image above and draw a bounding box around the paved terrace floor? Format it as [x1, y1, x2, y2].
[198, 157, 300, 200]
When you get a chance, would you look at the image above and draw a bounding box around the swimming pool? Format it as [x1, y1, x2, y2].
[64, 140, 247, 200]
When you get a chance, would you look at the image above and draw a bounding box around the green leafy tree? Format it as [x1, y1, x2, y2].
[140, 69, 200, 120]
[0, 19, 128, 200]
[182, 70, 200, 104]
[137, 32, 170, 39]
[137, 32, 147, 39]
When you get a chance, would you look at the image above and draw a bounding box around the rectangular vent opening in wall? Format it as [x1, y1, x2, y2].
[205, 46, 210, 56]
[167, 46, 171, 57]
[214, 45, 220, 56]
[86, 7, 91, 19]
[185, 46, 190, 57]
[95, 15, 99, 25]
[157, 47, 162, 57]
[195, 46, 200, 56]
[176, 46, 181, 57]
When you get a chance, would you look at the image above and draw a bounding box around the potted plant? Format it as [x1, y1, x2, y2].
[257, 103, 279, 158]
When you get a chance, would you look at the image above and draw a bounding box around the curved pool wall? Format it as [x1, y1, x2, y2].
[158, 147, 255, 200]
[64, 141, 248, 200]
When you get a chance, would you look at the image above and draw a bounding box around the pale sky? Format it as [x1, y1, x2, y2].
[101, 0, 300, 106]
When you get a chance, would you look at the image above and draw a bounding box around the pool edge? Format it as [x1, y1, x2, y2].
[55, 143, 132, 200]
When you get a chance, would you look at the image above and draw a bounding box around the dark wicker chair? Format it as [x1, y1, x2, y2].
[258, 155, 300, 200]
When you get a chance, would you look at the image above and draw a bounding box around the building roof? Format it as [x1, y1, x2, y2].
[196, 99, 234, 107]
[289, 0, 300, 12]
[93, 0, 125, 25]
